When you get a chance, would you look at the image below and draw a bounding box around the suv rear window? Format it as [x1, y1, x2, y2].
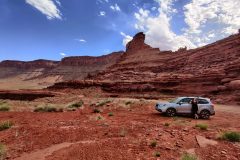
[198, 99, 209, 104]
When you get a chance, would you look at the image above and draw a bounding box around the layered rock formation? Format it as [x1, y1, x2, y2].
[0, 52, 122, 88]
[50, 32, 240, 103]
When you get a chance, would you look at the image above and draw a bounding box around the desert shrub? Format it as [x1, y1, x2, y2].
[96, 100, 112, 107]
[220, 131, 240, 142]
[0, 121, 13, 131]
[119, 128, 127, 137]
[181, 153, 198, 160]
[34, 106, 59, 112]
[108, 112, 114, 116]
[125, 101, 132, 105]
[0, 102, 10, 112]
[68, 101, 84, 109]
[97, 116, 103, 120]
[164, 122, 170, 127]
[0, 144, 6, 160]
[93, 108, 101, 113]
[150, 140, 157, 147]
[195, 124, 208, 130]
[154, 151, 160, 157]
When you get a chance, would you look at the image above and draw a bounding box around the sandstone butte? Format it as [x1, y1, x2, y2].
[0, 31, 239, 104]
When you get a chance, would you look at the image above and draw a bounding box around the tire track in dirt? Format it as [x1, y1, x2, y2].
[14, 141, 95, 160]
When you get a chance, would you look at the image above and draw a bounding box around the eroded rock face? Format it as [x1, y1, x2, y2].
[126, 32, 151, 53]
[87, 32, 240, 103]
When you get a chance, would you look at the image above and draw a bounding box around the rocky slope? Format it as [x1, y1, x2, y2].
[0, 52, 122, 89]
[50, 32, 240, 103]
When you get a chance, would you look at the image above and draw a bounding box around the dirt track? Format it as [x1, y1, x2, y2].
[0, 97, 240, 160]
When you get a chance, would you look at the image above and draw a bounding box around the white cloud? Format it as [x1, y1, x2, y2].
[183, 0, 240, 46]
[120, 32, 133, 46]
[75, 39, 87, 43]
[134, 1, 196, 51]
[99, 11, 106, 16]
[60, 52, 66, 56]
[110, 4, 121, 12]
[97, 0, 109, 4]
[25, 0, 62, 20]
[133, 0, 240, 50]
[55, 0, 61, 7]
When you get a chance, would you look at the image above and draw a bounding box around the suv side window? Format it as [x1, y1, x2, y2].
[198, 99, 209, 104]
[179, 98, 192, 104]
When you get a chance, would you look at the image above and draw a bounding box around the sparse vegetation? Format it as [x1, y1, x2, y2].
[108, 112, 114, 116]
[68, 101, 84, 109]
[172, 116, 180, 121]
[96, 99, 112, 107]
[119, 128, 127, 137]
[195, 124, 208, 130]
[0, 143, 6, 160]
[34, 105, 61, 112]
[181, 153, 198, 160]
[93, 108, 101, 113]
[97, 116, 103, 120]
[154, 151, 160, 157]
[150, 140, 157, 147]
[0, 121, 13, 131]
[0, 102, 10, 112]
[220, 131, 240, 142]
[125, 101, 132, 105]
[164, 122, 170, 127]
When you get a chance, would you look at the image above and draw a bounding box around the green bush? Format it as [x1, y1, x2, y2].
[0, 144, 6, 160]
[68, 101, 84, 109]
[195, 124, 208, 130]
[150, 140, 157, 147]
[221, 131, 240, 142]
[0, 121, 13, 131]
[181, 153, 198, 160]
[108, 112, 114, 116]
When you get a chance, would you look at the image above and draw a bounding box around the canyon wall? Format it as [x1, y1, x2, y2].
[50, 32, 240, 103]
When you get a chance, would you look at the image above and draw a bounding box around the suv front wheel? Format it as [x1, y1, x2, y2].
[200, 110, 210, 119]
[166, 108, 176, 117]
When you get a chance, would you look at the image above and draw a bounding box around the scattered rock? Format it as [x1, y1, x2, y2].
[196, 135, 218, 148]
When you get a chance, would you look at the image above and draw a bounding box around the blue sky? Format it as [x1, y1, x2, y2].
[0, 0, 239, 61]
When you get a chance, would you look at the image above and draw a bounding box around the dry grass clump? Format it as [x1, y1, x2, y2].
[195, 124, 208, 130]
[0, 102, 10, 112]
[0, 121, 13, 131]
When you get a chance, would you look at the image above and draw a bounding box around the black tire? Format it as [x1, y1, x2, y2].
[200, 110, 210, 119]
[166, 108, 176, 117]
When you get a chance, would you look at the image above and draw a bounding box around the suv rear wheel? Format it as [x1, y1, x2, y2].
[200, 110, 210, 119]
[166, 108, 176, 117]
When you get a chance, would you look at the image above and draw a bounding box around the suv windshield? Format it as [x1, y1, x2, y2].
[169, 98, 180, 103]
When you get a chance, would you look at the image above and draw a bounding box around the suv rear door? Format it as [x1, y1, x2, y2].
[197, 99, 210, 112]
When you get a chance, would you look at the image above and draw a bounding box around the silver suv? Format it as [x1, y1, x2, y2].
[155, 97, 215, 119]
